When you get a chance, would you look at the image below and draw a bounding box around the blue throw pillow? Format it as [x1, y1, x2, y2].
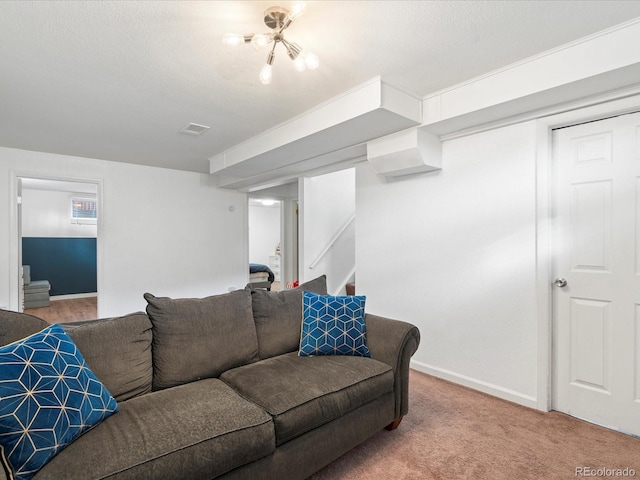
[0, 323, 119, 480]
[299, 291, 371, 357]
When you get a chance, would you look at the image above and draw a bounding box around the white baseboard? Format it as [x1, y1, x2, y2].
[50, 293, 97, 301]
[411, 359, 539, 410]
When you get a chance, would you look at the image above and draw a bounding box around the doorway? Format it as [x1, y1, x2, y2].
[551, 111, 640, 437]
[248, 196, 283, 291]
[18, 177, 99, 322]
[247, 180, 300, 290]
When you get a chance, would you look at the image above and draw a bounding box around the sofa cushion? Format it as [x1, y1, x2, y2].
[220, 352, 393, 445]
[33, 379, 275, 480]
[144, 289, 259, 390]
[62, 313, 153, 402]
[249, 274, 327, 360]
[0, 324, 119, 480]
[0, 309, 49, 347]
[299, 292, 371, 357]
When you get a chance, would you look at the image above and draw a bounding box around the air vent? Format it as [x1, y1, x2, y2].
[179, 123, 210, 136]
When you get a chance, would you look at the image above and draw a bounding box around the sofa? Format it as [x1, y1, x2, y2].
[0, 275, 420, 480]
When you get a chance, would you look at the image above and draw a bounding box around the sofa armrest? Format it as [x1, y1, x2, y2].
[366, 313, 420, 419]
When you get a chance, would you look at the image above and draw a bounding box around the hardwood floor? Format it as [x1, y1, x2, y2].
[24, 296, 98, 324]
[23, 285, 283, 323]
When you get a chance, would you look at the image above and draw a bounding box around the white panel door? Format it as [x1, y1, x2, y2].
[552, 112, 640, 436]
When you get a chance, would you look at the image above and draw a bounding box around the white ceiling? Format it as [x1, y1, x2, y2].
[2, 1, 640, 174]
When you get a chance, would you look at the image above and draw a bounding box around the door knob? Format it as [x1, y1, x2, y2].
[554, 277, 567, 288]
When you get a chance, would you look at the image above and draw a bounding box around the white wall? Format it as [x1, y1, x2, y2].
[300, 168, 355, 295]
[248, 203, 280, 266]
[356, 121, 539, 406]
[22, 189, 97, 238]
[0, 147, 247, 317]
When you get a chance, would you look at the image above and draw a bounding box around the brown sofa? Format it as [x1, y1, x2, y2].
[0, 276, 420, 480]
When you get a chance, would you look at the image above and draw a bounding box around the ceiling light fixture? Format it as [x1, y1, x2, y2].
[223, 2, 319, 85]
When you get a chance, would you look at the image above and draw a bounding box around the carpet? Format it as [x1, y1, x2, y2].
[309, 370, 640, 479]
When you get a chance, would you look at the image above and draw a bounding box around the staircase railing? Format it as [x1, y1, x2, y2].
[308, 214, 355, 270]
[332, 266, 356, 296]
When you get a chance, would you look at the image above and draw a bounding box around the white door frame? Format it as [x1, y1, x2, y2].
[535, 92, 640, 412]
[8, 171, 104, 314]
[247, 194, 288, 286]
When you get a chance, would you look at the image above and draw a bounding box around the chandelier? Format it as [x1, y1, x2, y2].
[223, 2, 319, 85]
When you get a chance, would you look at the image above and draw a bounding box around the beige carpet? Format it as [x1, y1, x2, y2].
[309, 370, 640, 480]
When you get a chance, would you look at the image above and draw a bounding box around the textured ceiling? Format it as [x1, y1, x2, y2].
[1, 1, 640, 174]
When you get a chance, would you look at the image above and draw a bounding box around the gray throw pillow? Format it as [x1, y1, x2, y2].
[0, 308, 49, 346]
[63, 313, 153, 402]
[144, 289, 259, 390]
[248, 275, 327, 359]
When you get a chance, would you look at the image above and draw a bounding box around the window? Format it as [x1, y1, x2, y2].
[71, 196, 97, 225]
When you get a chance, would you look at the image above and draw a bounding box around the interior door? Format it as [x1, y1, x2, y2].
[552, 111, 640, 436]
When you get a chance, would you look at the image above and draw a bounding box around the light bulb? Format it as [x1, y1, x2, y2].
[288, 2, 305, 20]
[222, 33, 244, 46]
[304, 52, 319, 70]
[293, 57, 306, 72]
[259, 63, 273, 85]
[251, 34, 269, 51]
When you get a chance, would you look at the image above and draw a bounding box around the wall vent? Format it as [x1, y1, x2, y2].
[179, 123, 210, 136]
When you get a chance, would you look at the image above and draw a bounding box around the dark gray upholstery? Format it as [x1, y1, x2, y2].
[221, 352, 393, 445]
[223, 393, 395, 480]
[0, 308, 48, 346]
[248, 275, 327, 359]
[0, 287, 420, 480]
[62, 313, 153, 402]
[35, 379, 274, 480]
[144, 289, 259, 390]
[366, 313, 421, 419]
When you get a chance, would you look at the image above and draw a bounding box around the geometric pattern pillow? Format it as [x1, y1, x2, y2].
[299, 291, 371, 357]
[0, 324, 119, 480]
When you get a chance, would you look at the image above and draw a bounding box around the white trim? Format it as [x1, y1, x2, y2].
[535, 93, 640, 131]
[8, 172, 19, 311]
[440, 82, 640, 142]
[535, 120, 553, 412]
[411, 360, 538, 410]
[242, 196, 250, 291]
[534, 93, 640, 413]
[51, 293, 97, 301]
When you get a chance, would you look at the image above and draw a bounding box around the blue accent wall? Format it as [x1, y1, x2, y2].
[22, 237, 97, 296]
